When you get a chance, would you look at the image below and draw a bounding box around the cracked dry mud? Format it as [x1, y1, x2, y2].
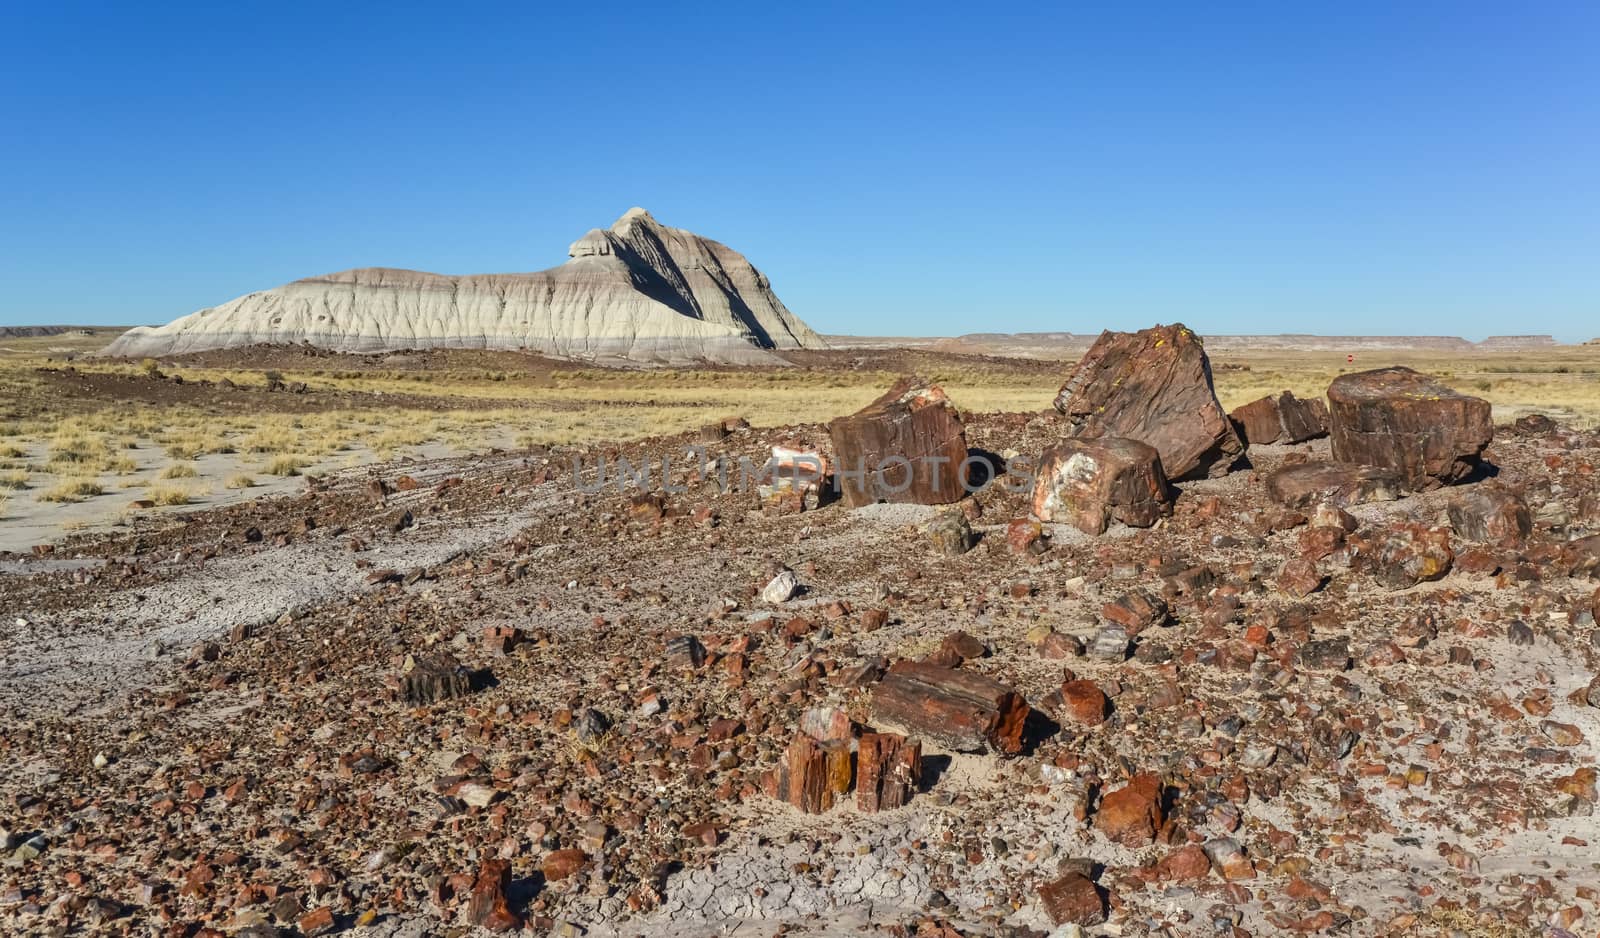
[2, 409, 1599, 938]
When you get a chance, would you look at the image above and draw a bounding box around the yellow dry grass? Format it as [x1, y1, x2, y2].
[1, 330, 1597, 525]
[40, 477, 104, 503]
[144, 484, 199, 506]
[261, 455, 309, 476]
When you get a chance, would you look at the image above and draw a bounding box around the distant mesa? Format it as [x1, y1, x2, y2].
[103, 208, 826, 364]
[0, 325, 97, 339]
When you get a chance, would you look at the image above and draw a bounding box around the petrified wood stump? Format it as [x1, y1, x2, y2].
[762, 732, 852, 813]
[399, 654, 479, 705]
[1052, 323, 1243, 480]
[856, 732, 922, 812]
[1327, 367, 1492, 489]
[829, 377, 968, 507]
[1032, 437, 1172, 535]
[869, 661, 1030, 755]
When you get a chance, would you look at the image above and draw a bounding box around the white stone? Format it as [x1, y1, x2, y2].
[760, 570, 799, 604]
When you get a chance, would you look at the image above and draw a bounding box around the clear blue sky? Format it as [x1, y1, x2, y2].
[2, 2, 1597, 339]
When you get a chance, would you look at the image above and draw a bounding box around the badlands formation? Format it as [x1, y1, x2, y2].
[103, 209, 826, 364]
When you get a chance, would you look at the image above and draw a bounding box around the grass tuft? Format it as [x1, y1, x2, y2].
[262, 455, 309, 476]
[40, 477, 104, 502]
[144, 484, 195, 506]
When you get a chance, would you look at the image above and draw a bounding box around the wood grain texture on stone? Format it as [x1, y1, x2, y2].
[761, 732, 853, 813]
[466, 859, 520, 931]
[399, 654, 477, 705]
[1327, 367, 1493, 489]
[869, 660, 1030, 754]
[856, 732, 922, 812]
[1032, 437, 1172, 534]
[1265, 461, 1402, 509]
[828, 377, 968, 508]
[1051, 323, 1243, 480]
[103, 208, 826, 365]
[1446, 485, 1531, 547]
[1230, 391, 1329, 446]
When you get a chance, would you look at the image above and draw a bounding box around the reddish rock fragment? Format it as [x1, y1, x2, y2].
[829, 377, 968, 507]
[1057, 680, 1109, 726]
[1101, 590, 1169, 633]
[1350, 523, 1454, 590]
[1155, 844, 1212, 881]
[297, 906, 336, 936]
[1032, 437, 1173, 535]
[856, 732, 922, 812]
[1097, 774, 1165, 847]
[1231, 391, 1329, 446]
[1052, 323, 1243, 480]
[1005, 517, 1043, 554]
[939, 630, 988, 662]
[541, 849, 589, 882]
[1446, 486, 1531, 547]
[1037, 871, 1107, 926]
[467, 859, 520, 931]
[1277, 558, 1324, 598]
[870, 661, 1030, 754]
[1327, 367, 1493, 489]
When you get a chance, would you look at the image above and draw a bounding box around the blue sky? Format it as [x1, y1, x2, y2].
[2, 2, 1597, 339]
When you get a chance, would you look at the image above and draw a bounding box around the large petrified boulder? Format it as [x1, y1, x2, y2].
[1230, 391, 1329, 445]
[829, 377, 968, 508]
[1031, 437, 1172, 534]
[1052, 323, 1243, 480]
[1265, 461, 1402, 509]
[102, 208, 826, 365]
[869, 661, 1030, 754]
[1327, 367, 1493, 489]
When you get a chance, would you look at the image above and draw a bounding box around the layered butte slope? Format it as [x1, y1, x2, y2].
[104, 208, 826, 364]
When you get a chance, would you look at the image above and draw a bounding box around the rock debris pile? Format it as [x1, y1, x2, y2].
[2, 325, 1599, 937]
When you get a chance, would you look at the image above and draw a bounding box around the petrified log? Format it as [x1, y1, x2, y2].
[1265, 461, 1401, 509]
[829, 377, 968, 507]
[1230, 391, 1329, 446]
[1446, 486, 1531, 547]
[1327, 367, 1493, 489]
[856, 732, 922, 812]
[870, 661, 1030, 755]
[1052, 323, 1243, 480]
[1032, 437, 1172, 535]
[761, 732, 852, 813]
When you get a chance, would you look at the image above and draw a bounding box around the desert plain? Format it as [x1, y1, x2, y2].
[1, 327, 1599, 938]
